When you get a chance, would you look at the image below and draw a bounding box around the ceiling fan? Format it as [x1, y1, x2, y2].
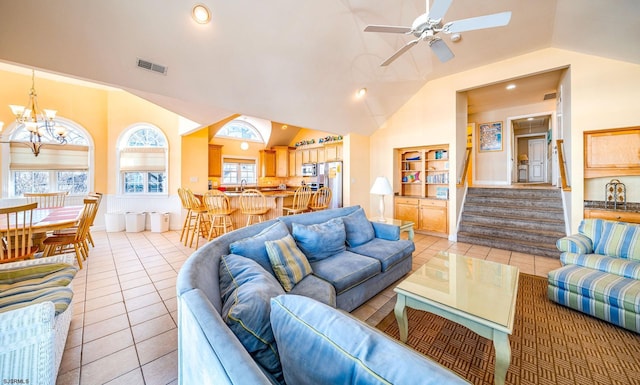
[364, 0, 512, 66]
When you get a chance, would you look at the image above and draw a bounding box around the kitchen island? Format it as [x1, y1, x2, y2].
[222, 190, 295, 227]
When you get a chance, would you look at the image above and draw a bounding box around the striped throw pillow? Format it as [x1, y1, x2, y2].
[265, 234, 313, 291]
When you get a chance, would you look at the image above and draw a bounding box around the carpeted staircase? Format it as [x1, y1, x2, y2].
[457, 187, 566, 258]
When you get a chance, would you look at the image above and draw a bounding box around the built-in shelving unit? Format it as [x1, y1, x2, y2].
[396, 144, 450, 237]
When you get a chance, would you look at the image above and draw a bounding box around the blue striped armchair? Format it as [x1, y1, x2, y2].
[548, 218, 640, 333]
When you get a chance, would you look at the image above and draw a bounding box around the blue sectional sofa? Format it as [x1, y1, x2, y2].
[549, 218, 640, 333]
[176, 205, 468, 385]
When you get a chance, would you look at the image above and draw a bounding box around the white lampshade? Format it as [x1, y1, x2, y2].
[370, 176, 393, 195]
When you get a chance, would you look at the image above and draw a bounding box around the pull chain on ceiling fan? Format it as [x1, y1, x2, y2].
[364, 0, 512, 66]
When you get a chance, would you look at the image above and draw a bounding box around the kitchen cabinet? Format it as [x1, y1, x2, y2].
[259, 150, 276, 177]
[584, 127, 640, 178]
[289, 150, 297, 176]
[325, 143, 343, 161]
[273, 146, 293, 177]
[317, 147, 326, 163]
[584, 208, 640, 224]
[295, 150, 304, 175]
[208, 144, 223, 177]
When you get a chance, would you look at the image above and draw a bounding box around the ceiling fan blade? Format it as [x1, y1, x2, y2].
[443, 11, 512, 33]
[380, 39, 420, 66]
[429, 38, 454, 62]
[427, 0, 453, 21]
[364, 25, 413, 34]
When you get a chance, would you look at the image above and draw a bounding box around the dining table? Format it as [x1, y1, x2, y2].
[0, 205, 84, 251]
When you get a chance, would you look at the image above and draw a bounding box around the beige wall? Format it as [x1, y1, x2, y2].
[343, 133, 371, 214]
[0, 69, 109, 195]
[0, 68, 186, 199]
[107, 90, 183, 195]
[371, 48, 640, 235]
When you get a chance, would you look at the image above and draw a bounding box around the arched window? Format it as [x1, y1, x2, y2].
[3, 118, 93, 197]
[117, 124, 168, 194]
[215, 120, 264, 142]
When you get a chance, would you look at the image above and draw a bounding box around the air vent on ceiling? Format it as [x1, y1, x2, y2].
[543, 92, 557, 100]
[136, 58, 168, 75]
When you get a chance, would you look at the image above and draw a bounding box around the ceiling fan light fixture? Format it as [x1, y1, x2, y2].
[450, 33, 461, 42]
[192, 4, 211, 24]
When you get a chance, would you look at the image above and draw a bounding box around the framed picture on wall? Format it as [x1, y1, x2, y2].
[478, 121, 503, 152]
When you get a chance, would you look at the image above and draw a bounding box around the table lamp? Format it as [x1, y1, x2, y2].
[370, 176, 393, 222]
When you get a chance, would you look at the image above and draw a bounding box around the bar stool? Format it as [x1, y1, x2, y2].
[308, 186, 332, 211]
[239, 189, 270, 227]
[202, 190, 236, 240]
[283, 185, 313, 215]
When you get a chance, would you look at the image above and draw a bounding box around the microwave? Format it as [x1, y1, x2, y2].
[301, 163, 317, 177]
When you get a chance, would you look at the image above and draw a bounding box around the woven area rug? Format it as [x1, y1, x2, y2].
[375, 273, 640, 385]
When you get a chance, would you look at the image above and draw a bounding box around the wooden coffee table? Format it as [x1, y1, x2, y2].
[394, 252, 519, 385]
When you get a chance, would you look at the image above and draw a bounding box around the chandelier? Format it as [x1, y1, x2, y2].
[8, 70, 67, 156]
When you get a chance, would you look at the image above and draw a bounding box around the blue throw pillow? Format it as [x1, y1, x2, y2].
[270, 295, 467, 385]
[219, 254, 285, 381]
[229, 221, 290, 275]
[265, 234, 313, 292]
[341, 207, 375, 247]
[292, 218, 346, 262]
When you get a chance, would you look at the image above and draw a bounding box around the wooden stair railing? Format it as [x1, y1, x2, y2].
[556, 139, 571, 191]
[457, 147, 472, 188]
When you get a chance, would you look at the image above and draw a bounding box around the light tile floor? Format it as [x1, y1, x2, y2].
[56, 230, 561, 385]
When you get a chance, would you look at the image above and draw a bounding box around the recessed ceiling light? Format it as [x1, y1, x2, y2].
[240, 141, 249, 150]
[281, 125, 288, 130]
[356, 88, 367, 98]
[506, 84, 516, 90]
[192, 4, 211, 24]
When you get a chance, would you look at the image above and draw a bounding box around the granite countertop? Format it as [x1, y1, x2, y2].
[584, 200, 640, 213]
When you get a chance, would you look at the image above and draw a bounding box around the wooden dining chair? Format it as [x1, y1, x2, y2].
[283, 185, 313, 215]
[24, 191, 69, 208]
[54, 192, 102, 248]
[0, 202, 39, 264]
[202, 190, 236, 240]
[239, 189, 270, 226]
[308, 186, 332, 211]
[42, 197, 99, 269]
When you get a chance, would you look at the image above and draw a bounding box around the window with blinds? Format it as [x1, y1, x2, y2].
[118, 125, 168, 194]
[8, 120, 91, 197]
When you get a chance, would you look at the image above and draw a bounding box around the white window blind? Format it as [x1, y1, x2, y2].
[10, 143, 89, 170]
[120, 147, 166, 171]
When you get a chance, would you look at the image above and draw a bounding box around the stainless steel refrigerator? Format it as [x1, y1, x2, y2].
[317, 161, 343, 209]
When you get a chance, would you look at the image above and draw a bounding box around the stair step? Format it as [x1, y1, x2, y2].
[458, 222, 564, 244]
[464, 195, 563, 209]
[457, 232, 559, 259]
[462, 205, 564, 220]
[461, 213, 565, 232]
[459, 187, 565, 259]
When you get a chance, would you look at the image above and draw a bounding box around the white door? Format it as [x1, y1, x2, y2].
[528, 139, 546, 182]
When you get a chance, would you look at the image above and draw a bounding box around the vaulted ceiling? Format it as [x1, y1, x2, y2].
[0, 0, 638, 137]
